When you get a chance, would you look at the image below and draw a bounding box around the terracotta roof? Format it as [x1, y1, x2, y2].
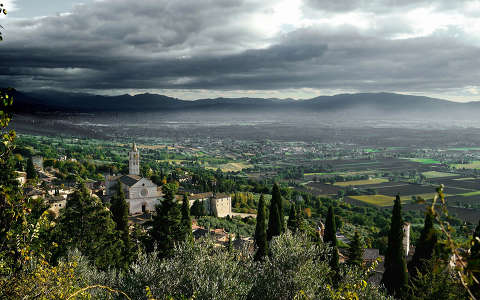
[362, 248, 380, 261]
[119, 175, 141, 187]
[213, 193, 230, 199]
[193, 228, 209, 239]
[189, 192, 213, 200]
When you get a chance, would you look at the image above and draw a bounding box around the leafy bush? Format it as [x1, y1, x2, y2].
[71, 233, 391, 300]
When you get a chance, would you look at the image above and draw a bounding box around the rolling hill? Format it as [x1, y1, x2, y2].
[4, 89, 478, 117]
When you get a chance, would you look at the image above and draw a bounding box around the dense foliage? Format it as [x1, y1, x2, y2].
[148, 183, 183, 257]
[468, 220, 480, 298]
[347, 231, 364, 267]
[39, 234, 392, 300]
[53, 184, 126, 270]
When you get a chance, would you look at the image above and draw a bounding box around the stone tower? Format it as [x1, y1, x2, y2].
[129, 142, 140, 175]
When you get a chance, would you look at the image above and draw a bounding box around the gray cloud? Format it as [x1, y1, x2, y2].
[303, 0, 476, 14]
[1, 0, 479, 98]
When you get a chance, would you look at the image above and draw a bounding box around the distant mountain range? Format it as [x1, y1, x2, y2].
[4, 89, 478, 117]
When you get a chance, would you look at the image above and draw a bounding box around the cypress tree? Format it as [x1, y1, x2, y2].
[330, 243, 340, 274]
[324, 206, 337, 245]
[191, 199, 207, 217]
[324, 206, 339, 272]
[267, 183, 284, 241]
[54, 184, 124, 270]
[347, 230, 364, 267]
[287, 202, 298, 233]
[277, 185, 285, 232]
[180, 193, 193, 243]
[382, 194, 408, 298]
[296, 204, 305, 232]
[26, 157, 36, 179]
[110, 181, 131, 265]
[254, 194, 268, 260]
[150, 183, 182, 258]
[227, 234, 233, 253]
[408, 210, 437, 278]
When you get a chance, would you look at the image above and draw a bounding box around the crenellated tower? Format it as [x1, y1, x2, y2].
[129, 142, 140, 175]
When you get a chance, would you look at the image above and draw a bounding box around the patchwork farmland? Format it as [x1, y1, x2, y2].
[299, 157, 480, 222]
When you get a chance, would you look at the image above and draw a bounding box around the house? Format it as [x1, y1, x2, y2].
[32, 156, 44, 170]
[48, 196, 67, 217]
[15, 171, 27, 186]
[362, 248, 381, 265]
[188, 192, 232, 217]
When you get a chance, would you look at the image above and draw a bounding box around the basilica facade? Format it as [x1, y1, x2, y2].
[105, 142, 162, 215]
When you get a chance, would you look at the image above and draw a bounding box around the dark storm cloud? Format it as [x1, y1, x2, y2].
[1, 0, 479, 95]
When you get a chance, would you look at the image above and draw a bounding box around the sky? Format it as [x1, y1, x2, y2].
[1, 0, 480, 101]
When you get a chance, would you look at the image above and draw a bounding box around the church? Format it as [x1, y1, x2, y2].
[105, 142, 162, 215]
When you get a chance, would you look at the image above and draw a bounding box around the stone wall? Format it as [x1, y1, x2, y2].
[128, 197, 159, 214]
[211, 196, 232, 217]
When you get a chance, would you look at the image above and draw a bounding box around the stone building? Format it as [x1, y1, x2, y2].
[210, 194, 232, 217]
[188, 192, 232, 217]
[105, 142, 162, 215]
[32, 155, 44, 170]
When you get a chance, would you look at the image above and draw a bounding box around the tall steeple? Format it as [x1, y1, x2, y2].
[129, 142, 140, 175]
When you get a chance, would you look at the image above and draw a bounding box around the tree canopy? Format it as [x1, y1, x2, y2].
[347, 230, 364, 267]
[149, 183, 183, 257]
[53, 184, 125, 270]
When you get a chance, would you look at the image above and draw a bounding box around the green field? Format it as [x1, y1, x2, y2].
[304, 171, 376, 177]
[338, 161, 379, 166]
[253, 193, 272, 202]
[422, 171, 458, 178]
[206, 162, 253, 172]
[304, 172, 332, 176]
[458, 191, 480, 197]
[407, 158, 441, 164]
[349, 195, 395, 206]
[333, 178, 389, 187]
[351, 193, 442, 207]
[448, 147, 480, 151]
[451, 161, 480, 169]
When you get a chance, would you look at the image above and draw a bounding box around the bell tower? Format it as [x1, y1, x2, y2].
[129, 142, 140, 175]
